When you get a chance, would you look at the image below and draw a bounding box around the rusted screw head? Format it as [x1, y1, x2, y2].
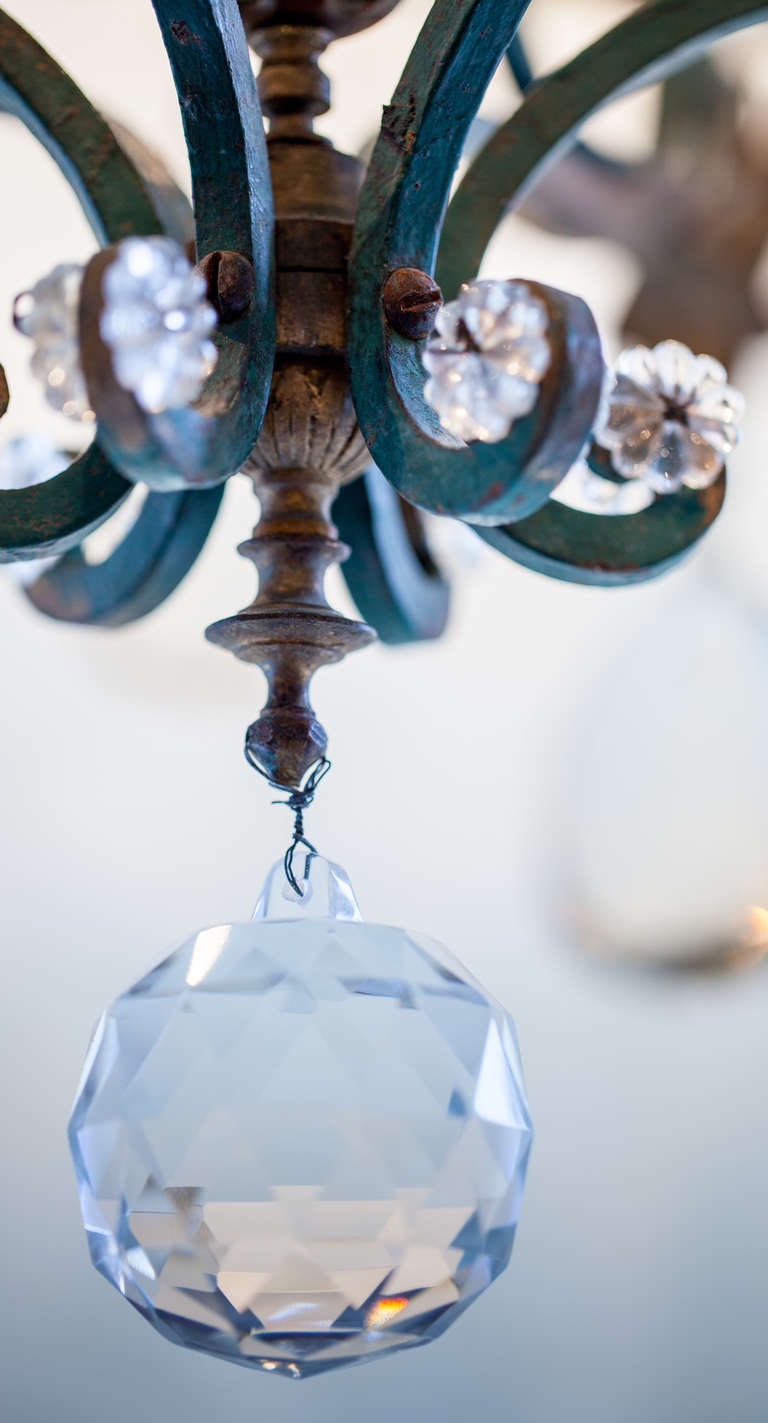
[0, 363, 9, 420]
[197, 249, 255, 325]
[383, 267, 443, 340]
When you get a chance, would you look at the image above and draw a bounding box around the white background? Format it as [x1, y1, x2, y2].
[1, 3, 768, 1420]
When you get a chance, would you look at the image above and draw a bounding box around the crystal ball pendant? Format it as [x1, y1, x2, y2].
[69, 854, 532, 1379]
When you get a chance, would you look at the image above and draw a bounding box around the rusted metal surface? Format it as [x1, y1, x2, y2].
[197, 249, 255, 324]
[206, 16, 374, 789]
[207, 464, 374, 788]
[238, 0, 400, 40]
[382, 267, 442, 340]
[253, 23, 331, 137]
[0, 364, 8, 421]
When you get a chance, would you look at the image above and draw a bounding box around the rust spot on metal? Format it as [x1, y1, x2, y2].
[383, 267, 442, 339]
[197, 249, 255, 324]
[170, 19, 199, 45]
[381, 99, 418, 155]
[0, 363, 9, 420]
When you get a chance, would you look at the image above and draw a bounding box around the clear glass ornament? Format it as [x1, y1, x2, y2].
[101, 237, 217, 414]
[13, 238, 217, 423]
[422, 279, 551, 443]
[13, 263, 92, 421]
[595, 339, 745, 494]
[69, 853, 532, 1379]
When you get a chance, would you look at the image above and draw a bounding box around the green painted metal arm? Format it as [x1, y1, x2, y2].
[439, 0, 768, 294]
[19, 139, 225, 626]
[334, 467, 450, 645]
[0, 12, 161, 243]
[25, 484, 224, 625]
[348, 0, 604, 529]
[436, 0, 768, 585]
[89, 0, 274, 492]
[475, 475, 726, 588]
[0, 8, 158, 560]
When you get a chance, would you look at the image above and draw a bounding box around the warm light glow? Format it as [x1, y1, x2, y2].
[746, 905, 768, 942]
[365, 1296, 409, 1329]
[735, 906, 768, 968]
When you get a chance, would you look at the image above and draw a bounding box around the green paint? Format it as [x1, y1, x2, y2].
[348, 1, 604, 527]
[475, 474, 726, 587]
[91, 0, 275, 492]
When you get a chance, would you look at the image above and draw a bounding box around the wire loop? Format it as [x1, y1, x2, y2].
[244, 749, 331, 895]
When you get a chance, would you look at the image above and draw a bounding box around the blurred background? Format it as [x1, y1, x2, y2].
[2, 1, 768, 1419]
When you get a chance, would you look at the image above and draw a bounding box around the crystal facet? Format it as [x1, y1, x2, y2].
[13, 264, 92, 420]
[69, 857, 532, 1380]
[594, 339, 745, 494]
[422, 279, 551, 443]
[101, 237, 217, 413]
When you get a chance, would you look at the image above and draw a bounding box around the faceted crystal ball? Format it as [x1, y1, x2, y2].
[69, 857, 532, 1379]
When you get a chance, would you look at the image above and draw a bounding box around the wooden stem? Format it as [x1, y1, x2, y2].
[206, 463, 373, 788]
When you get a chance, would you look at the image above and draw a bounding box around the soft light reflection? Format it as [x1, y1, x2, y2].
[728, 905, 768, 971]
[572, 903, 768, 973]
[185, 926, 230, 986]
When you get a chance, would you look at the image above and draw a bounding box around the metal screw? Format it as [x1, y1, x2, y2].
[0, 363, 8, 420]
[197, 249, 255, 325]
[383, 267, 443, 340]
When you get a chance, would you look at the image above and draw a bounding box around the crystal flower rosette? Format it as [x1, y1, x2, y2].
[422, 279, 551, 444]
[595, 339, 745, 494]
[68, 857, 533, 1379]
[100, 237, 217, 414]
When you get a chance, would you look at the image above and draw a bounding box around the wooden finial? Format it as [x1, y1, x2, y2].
[206, 449, 373, 789]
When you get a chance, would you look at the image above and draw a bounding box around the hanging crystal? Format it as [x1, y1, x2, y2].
[69, 854, 532, 1380]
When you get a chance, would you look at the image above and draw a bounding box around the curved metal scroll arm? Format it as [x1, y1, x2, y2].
[88, 0, 274, 492]
[25, 483, 225, 625]
[0, 10, 226, 617]
[0, 7, 158, 562]
[438, 0, 768, 586]
[347, 0, 605, 529]
[334, 467, 450, 645]
[20, 132, 225, 626]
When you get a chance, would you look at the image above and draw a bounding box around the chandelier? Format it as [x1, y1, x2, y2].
[0, 0, 759, 1386]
